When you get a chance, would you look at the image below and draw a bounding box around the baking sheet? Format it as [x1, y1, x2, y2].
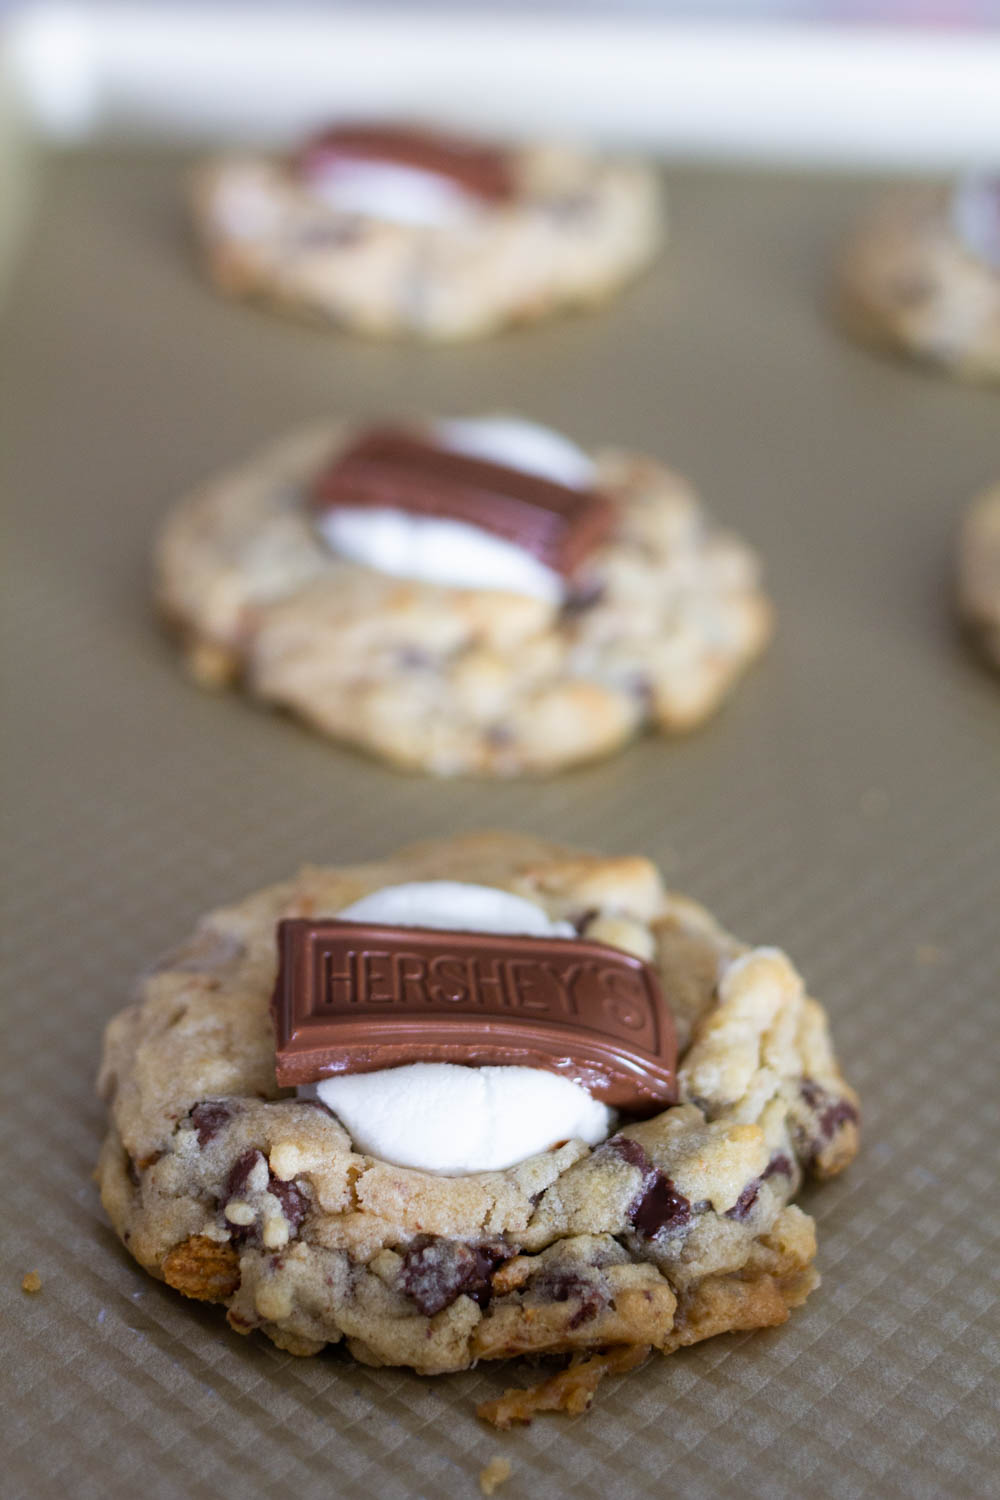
[2, 149, 998, 1500]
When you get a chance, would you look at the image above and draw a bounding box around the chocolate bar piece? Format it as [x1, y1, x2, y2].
[311, 429, 616, 580]
[271, 920, 677, 1113]
[296, 123, 516, 204]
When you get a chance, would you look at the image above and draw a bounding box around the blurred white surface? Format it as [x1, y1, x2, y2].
[5, 2, 1000, 166]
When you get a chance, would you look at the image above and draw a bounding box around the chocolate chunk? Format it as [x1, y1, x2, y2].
[222, 1150, 310, 1245]
[605, 1136, 651, 1173]
[399, 1235, 510, 1317]
[724, 1181, 760, 1222]
[296, 123, 515, 204]
[270, 1177, 309, 1231]
[573, 908, 601, 936]
[311, 429, 616, 581]
[560, 579, 605, 618]
[799, 1079, 860, 1164]
[189, 1100, 233, 1148]
[271, 918, 677, 1113]
[629, 1174, 691, 1238]
[225, 1148, 265, 1200]
[531, 1268, 609, 1328]
[725, 1150, 797, 1222]
[603, 1136, 691, 1238]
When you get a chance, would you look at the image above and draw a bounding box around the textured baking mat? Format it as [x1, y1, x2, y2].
[2, 150, 998, 1500]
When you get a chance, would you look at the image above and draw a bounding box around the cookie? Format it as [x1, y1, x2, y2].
[191, 123, 664, 341]
[155, 415, 772, 775]
[958, 484, 1000, 667]
[97, 832, 859, 1417]
[837, 177, 1000, 382]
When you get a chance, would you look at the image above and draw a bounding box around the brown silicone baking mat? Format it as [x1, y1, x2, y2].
[3, 149, 999, 1500]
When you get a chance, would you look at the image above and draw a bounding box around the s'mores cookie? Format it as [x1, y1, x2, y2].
[191, 123, 664, 340]
[156, 415, 772, 774]
[97, 832, 859, 1422]
[837, 175, 1000, 382]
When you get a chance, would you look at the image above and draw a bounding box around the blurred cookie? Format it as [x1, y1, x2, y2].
[97, 831, 858, 1412]
[837, 177, 1000, 382]
[958, 484, 1000, 666]
[155, 414, 772, 775]
[191, 122, 664, 340]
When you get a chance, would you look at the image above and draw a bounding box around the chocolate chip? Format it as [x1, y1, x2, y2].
[189, 1101, 233, 1148]
[531, 1269, 609, 1329]
[224, 1148, 265, 1200]
[572, 907, 601, 936]
[270, 1177, 309, 1231]
[726, 1149, 797, 1221]
[724, 1181, 760, 1222]
[222, 1150, 310, 1246]
[603, 1136, 692, 1239]
[630, 1174, 691, 1238]
[399, 1235, 510, 1317]
[799, 1080, 859, 1164]
[604, 1137, 650, 1173]
[560, 579, 605, 618]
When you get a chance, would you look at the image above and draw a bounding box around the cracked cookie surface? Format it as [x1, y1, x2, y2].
[98, 833, 858, 1381]
[155, 423, 772, 775]
[191, 144, 663, 341]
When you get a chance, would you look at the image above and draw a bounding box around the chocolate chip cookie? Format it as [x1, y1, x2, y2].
[97, 833, 859, 1417]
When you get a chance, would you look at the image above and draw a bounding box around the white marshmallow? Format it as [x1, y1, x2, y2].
[336, 881, 575, 937]
[433, 417, 596, 490]
[316, 507, 563, 602]
[300, 881, 614, 1174]
[305, 160, 479, 228]
[316, 416, 595, 601]
[314, 1063, 613, 1175]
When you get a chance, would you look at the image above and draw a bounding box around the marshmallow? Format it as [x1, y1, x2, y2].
[302, 881, 615, 1173]
[315, 416, 594, 602]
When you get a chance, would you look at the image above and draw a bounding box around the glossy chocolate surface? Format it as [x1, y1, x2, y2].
[311, 428, 616, 579]
[296, 123, 516, 203]
[271, 919, 677, 1112]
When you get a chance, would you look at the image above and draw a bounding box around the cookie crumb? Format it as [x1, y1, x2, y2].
[915, 943, 946, 965]
[477, 1344, 651, 1429]
[21, 1271, 42, 1294]
[479, 1457, 512, 1495]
